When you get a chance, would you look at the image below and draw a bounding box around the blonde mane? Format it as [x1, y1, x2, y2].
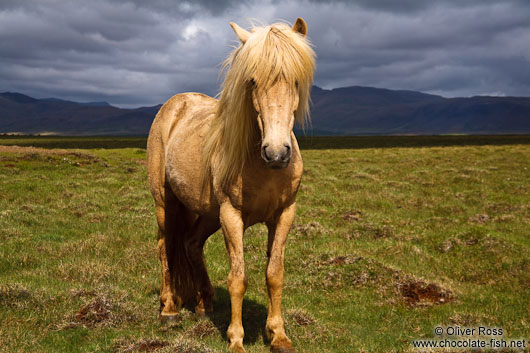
[202, 22, 316, 189]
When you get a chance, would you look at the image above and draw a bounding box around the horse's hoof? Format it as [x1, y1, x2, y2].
[194, 309, 207, 319]
[228, 342, 246, 353]
[159, 313, 179, 323]
[271, 344, 296, 353]
[194, 299, 213, 318]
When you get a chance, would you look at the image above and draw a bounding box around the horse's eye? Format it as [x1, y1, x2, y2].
[295, 80, 299, 88]
[249, 78, 256, 87]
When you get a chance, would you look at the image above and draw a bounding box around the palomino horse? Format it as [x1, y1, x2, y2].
[147, 18, 315, 353]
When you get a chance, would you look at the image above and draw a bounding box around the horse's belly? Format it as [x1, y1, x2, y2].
[165, 97, 219, 216]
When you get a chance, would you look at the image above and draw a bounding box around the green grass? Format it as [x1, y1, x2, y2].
[1, 136, 529, 352]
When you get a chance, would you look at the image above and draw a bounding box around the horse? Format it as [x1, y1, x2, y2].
[147, 18, 315, 353]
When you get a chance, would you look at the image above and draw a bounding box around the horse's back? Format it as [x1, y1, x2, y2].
[147, 93, 216, 211]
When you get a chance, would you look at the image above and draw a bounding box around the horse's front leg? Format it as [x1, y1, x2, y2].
[219, 202, 247, 353]
[266, 202, 296, 353]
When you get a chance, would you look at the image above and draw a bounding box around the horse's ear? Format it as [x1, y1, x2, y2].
[292, 18, 307, 37]
[229, 22, 251, 43]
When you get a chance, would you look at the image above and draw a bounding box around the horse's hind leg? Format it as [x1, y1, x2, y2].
[185, 216, 220, 316]
[156, 191, 188, 319]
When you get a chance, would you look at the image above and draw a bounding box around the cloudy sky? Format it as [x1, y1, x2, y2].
[1, 0, 530, 107]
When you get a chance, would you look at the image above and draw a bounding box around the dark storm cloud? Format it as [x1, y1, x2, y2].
[292, 0, 530, 97]
[127, 0, 246, 15]
[1, 0, 529, 107]
[0, 0, 234, 106]
[307, 0, 529, 13]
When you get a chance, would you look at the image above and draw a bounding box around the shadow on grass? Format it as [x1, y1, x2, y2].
[207, 286, 268, 344]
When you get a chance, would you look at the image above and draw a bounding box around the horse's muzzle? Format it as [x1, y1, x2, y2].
[261, 143, 291, 168]
[266, 160, 290, 169]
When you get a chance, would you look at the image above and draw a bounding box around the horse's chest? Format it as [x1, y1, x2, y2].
[235, 171, 300, 225]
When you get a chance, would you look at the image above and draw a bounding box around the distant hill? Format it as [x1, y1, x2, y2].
[1, 87, 529, 135]
[0, 92, 160, 135]
[308, 86, 530, 135]
[40, 98, 112, 107]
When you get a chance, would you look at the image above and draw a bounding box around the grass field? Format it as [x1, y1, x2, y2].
[1, 136, 529, 352]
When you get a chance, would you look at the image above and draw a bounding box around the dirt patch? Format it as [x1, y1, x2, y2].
[322, 255, 360, 266]
[464, 237, 479, 246]
[449, 313, 478, 326]
[116, 338, 216, 353]
[286, 308, 316, 326]
[486, 202, 519, 213]
[186, 320, 217, 339]
[341, 209, 362, 222]
[439, 240, 455, 253]
[303, 207, 329, 217]
[0, 145, 100, 165]
[397, 279, 453, 307]
[468, 214, 490, 224]
[68, 288, 98, 298]
[373, 225, 394, 238]
[494, 214, 516, 223]
[300, 254, 395, 290]
[292, 221, 329, 237]
[438, 233, 482, 253]
[75, 296, 114, 326]
[57, 294, 134, 329]
[115, 339, 170, 353]
[354, 223, 395, 239]
[0, 145, 86, 157]
[170, 340, 215, 353]
[0, 284, 32, 308]
[353, 172, 378, 181]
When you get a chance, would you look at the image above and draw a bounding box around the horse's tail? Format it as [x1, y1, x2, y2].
[164, 201, 199, 307]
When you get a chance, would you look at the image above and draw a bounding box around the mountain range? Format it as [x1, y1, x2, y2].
[1, 86, 529, 135]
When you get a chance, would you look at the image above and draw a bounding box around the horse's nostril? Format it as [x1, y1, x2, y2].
[281, 144, 291, 161]
[262, 144, 271, 161]
[262, 143, 291, 164]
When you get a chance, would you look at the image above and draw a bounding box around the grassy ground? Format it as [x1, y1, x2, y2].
[0, 136, 529, 352]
